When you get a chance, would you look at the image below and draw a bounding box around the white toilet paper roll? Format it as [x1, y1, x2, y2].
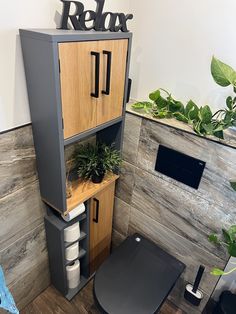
[66, 260, 80, 289]
[64, 222, 80, 243]
[65, 242, 79, 261]
[62, 203, 85, 222]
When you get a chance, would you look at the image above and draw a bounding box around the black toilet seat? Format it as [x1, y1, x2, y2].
[94, 234, 185, 314]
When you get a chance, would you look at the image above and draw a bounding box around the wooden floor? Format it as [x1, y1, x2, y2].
[21, 280, 184, 314]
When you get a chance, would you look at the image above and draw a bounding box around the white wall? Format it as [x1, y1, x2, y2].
[0, 0, 130, 132]
[128, 0, 236, 113]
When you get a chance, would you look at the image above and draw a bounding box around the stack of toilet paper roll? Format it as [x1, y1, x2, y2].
[62, 203, 85, 222]
[66, 260, 80, 289]
[65, 242, 79, 262]
[64, 222, 80, 243]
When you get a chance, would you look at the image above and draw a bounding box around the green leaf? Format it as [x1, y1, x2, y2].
[211, 268, 225, 276]
[208, 234, 220, 244]
[223, 111, 233, 125]
[211, 56, 236, 87]
[214, 130, 224, 139]
[228, 242, 236, 257]
[199, 105, 213, 124]
[228, 225, 236, 241]
[132, 101, 153, 110]
[222, 229, 231, 244]
[153, 110, 170, 119]
[202, 123, 214, 134]
[230, 182, 236, 191]
[155, 96, 169, 109]
[149, 90, 161, 101]
[169, 101, 184, 113]
[226, 96, 233, 110]
[186, 100, 199, 121]
[173, 112, 188, 123]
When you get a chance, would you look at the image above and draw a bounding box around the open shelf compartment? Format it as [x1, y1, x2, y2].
[66, 173, 119, 213]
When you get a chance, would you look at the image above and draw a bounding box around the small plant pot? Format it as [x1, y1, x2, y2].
[91, 173, 105, 184]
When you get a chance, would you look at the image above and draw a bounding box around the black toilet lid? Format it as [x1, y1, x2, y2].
[94, 234, 185, 314]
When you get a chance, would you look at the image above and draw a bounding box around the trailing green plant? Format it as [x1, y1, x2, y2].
[73, 142, 122, 182]
[132, 57, 236, 140]
[208, 181, 236, 276]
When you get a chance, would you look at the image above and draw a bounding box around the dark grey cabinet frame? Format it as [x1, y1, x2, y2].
[20, 29, 132, 213]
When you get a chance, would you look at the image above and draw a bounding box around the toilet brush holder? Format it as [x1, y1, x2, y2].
[184, 265, 205, 306]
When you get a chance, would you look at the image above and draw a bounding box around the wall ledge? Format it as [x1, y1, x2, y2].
[126, 100, 236, 150]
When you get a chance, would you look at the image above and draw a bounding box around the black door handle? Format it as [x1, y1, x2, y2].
[102, 50, 112, 96]
[91, 52, 100, 98]
[93, 198, 99, 223]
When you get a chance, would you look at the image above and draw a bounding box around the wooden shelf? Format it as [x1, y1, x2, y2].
[66, 173, 119, 213]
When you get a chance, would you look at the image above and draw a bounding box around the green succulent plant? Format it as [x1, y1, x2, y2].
[132, 56, 236, 140]
[73, 142, 122, 181]
[208, 181, 236, 276]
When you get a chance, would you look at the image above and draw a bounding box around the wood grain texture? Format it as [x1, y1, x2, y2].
[0, 224, 48, 287]
[136, 118, 236, 211]
[67, 173, 119, 212]
[122, 113, 142, 164]
[90, 182, 115, 274]
[59, 41, 98, 139]
[21, 279, 183, 314]
[115, 161, 136, 204]
[0, 124, 49, 310]
[97, 39, 128, 126]
[0, 181, 44, 249]
[8, 259, 50, 311]
[113, 197, 131, 236]
[0, 125, 37, 199]
[131, 167, 229, 259]
[111, 229, 126, 249]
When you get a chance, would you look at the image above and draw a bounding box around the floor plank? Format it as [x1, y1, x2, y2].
[21, 280, 184, 314]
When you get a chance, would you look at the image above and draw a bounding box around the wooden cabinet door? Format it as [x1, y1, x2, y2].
[58, 41, 98, 139]
[89, 182, 115, 274]
[97, 39, 128, 126]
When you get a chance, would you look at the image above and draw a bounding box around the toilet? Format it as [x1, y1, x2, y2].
[93, 234, 185, 314]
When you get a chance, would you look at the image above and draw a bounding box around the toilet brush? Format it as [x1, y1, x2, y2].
[184, 265, 205, 306]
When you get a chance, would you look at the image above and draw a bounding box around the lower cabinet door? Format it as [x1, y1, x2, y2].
[89, 182, 115, 274]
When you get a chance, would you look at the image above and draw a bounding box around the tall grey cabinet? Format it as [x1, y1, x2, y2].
[20, 29, 132, 299]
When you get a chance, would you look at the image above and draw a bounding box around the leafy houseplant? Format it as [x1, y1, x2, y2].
[73, 143, 122, 184]
[209, 182, 236, 276]
[132, 57, 236, 140]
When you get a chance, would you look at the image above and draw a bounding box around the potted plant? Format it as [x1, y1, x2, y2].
[73, 142, 122, 184]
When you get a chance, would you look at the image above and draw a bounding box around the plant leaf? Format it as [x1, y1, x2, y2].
[213, 130, 224, 139]
[222, 229, 231, 244]
[211, 56, 236, 87]
[208, 234, 220, 244]
[228, 225, 236, 241]
[230, 182, 236, 191]
[226, 96, 233, 110]
[132, 101, 153, 110]
[228, 242, 236, 257]
[149, 90, 161, 101]
[211, 268, 225, 276]
[169, 101, 184, 113]
[173, 112, 188, 123]
[186, 100, 199, 121]
[202, 123, 214, 134]
[199, 105, 213, 124]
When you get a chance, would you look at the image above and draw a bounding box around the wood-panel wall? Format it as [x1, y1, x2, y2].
[0, 125, 50, 312]
[113, 112, 236, 314]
